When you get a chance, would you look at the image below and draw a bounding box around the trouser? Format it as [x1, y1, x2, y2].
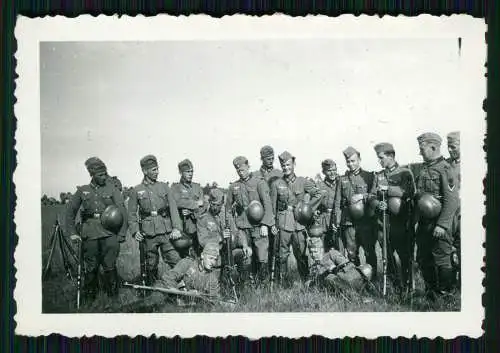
[276, 229, 309, 282]
[232, 248, 253, 287]
[82, 234, 120, 298]
[342, 221, 378, 278]
[240, 227, 269, 283]
[144, 233, 181, 284]
[377, 214, 411, 290]
[416, 221, 454, 294]
[451, 207, 461, 287]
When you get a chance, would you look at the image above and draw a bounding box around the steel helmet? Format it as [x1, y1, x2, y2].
[417, 193, 442, 219]
[308, 223, 324, 238]
[100, 205, 124, 234]
[246, 200, 265, 224]
[295, 201, 314, 226]
[171, 234, 193, 250]
[366, 198, 379, 218]
[348, 194, 365, 220]
[388, 197, 403, 216]
[358, 264, 373, 280]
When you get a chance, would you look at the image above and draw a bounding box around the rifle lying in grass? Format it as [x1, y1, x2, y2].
[122, 282, 237, 306]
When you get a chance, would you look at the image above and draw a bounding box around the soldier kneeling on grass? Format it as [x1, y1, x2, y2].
[306, 235, 375, 298]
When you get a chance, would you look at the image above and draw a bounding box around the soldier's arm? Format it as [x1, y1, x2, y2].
[111, 186, 128, 238]
[160, 259, 191, 288]
[334, 179, 342, 226]
[257, 180, 275, 227]
[196, 215, 211, 249]
[437, 166, 460, 230]
[127, 188, 140, 235]
[166, 185, 183, 231]
[304, 178, 323, 211]
[65, 187, 83, 235]
[269, 180, 278, 217]
[225, 185, 234, 225]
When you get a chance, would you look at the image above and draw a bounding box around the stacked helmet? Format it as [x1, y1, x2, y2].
[246, 200, 265, 224]
[366, 198, 379, 218]
[100, 205, 124, 234]
[358, 264, 373, 280]
[308, 223, 324, 238]
[387, 197, 402, 216]
[295, 201, 314, 226]
[348, 194, 365, 220]
[417, 193, 442, 219]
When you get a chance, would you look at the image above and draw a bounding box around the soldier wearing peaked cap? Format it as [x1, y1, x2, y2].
[446, 131, 461, 287]
[171, 159, 204, 257]
[369, 142, 416, 293]
[415, 133, 460, 298]
[315, 159, 341, 252]
[334, 146, 378, 276]
[270, 151, 323, 284]
[128, 155, 184, 285]
[226, 156, 275, 285]
[66, 157, 128, 301]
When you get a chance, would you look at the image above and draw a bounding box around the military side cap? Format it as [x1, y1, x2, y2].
[417, 132, 442, 146]
[374, 142, 395, 154]
[233, 156, 248, 168]
[260, 145, 274, 158]
[85, 157, 107, 175]
[140, 154, 158, 169]
[343, 146, 360, 159]
[209, 188, 225, 204]
[447, 131, 460, 144]
[321, 159, 336, 170]
[178, 158, 193, 172]
[202, 242, 220, 257]
[278, 151, 295, 164]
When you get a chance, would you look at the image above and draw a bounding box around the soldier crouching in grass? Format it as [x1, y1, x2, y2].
[66, 157, 128, 303]
[306, 236, 376, 300]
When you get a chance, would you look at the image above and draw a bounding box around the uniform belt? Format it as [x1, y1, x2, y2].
[140, 209, 168, 217]
[93, 213, 101, 218]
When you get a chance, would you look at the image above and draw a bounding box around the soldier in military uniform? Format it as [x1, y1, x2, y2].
[226, 156, 275, 284]
[171, 159, 204, 257]
[315, 159, 340, 252]
[66, 157, 128, 300]
[128, 155, 184, 285]
[414, 133, 460, 297]
[270, 151, 323, 283]
[334, 146, 377, 276]
[369, 143, 416, 292]
[446, 131, 461, 282]
[252, 145, 283, 186]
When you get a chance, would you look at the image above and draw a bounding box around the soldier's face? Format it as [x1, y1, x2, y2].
[262, 155, 274, 168]
[201, 253, 218, 270]
[419, 143, 434, 161]
[448, 142, 460, 160]
[93, 171, 107, 186]
[144, 166, 159, 181]
[377, 152, 393, 169]
[323, 167, 337, 181]
[181, 168, 194, 182]
[345, 154, 360, 171]
[236, 164, 250, 180]
[281, 159, 295, 176]
[209, 201, 223, 215]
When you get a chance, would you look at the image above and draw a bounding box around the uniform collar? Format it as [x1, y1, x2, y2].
[260, 165, 274, 174]
[425, 156, 444, 167]
[90, 181, 104, 189]
[323, 177, 336, 188]
[349, 168, 361, 176]
[284, 173, 297, 183]
[240, 175, 251, 183]
[142, 177, 156, 185]
[386, 162, 398, 173]
[180, 179, 192, 188]
[452, 158, 460, 164]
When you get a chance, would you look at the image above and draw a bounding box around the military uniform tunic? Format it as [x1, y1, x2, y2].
[415, 156, 460, 293]
[316, 178, 339, 250]
[252, 166, 283, 187]
[171, 181, 204, 236]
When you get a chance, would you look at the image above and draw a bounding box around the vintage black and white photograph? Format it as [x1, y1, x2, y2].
[14, 15, 485, 338]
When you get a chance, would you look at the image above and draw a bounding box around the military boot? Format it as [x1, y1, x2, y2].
[104, 268, 120, 298]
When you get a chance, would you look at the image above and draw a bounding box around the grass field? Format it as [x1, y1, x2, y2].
[41, 204, 460, 313]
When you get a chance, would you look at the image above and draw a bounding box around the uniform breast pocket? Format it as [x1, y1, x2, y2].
[101, 194, 113, 206]
[425, 175, 441, 193]
[138, 194, 151, 211]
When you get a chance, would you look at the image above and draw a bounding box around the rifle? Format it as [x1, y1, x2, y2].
[76, 237, 83, 310]
[379, 184, 389, 297]
[122, 282, 236, 306]
[138, 218, 148, 296]
[407, 197, 417, 296]
[222, 215, 239, 303]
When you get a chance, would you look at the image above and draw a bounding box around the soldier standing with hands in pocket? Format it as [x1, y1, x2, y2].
[128, 155, 184, 286]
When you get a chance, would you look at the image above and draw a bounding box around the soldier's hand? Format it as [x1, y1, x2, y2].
[271, 225, 279, 236]
[433, 226, 446, 239]
[260, 225, 268, 237]
[181, 209, 191, 216]
[378, 201, 388, 211]
[243, 246, 253, 259]
[223, 229, 231, 239]
[196, 200, 204, 207]
[330, 224, 338, 232]
[134, 231, 144, 242]
[171, 229, 182, 240]
[70, 234, 81, 242]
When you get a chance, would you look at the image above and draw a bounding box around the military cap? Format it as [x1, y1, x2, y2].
[417, 132, 442, 146]
[85, 157, 107, 175]
[321, 159, 336, 170]
[343, 146, 360, 159]
[260, 145, 275, 158]
[209, 188, 225, 205]
[278, 151, 295, 164]
[202, 242, 220, 257]
[447, 131, 460, 144]
[178, 158, 193, 172]
[373, 142, 395, 154]
[233, 156, 248, 168]
[140, 154, 158, 169]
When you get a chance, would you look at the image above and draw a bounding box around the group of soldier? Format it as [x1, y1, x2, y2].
[64, 130, 461, 308]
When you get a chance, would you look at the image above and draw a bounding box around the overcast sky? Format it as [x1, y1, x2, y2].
[40, 39, 481, 197]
